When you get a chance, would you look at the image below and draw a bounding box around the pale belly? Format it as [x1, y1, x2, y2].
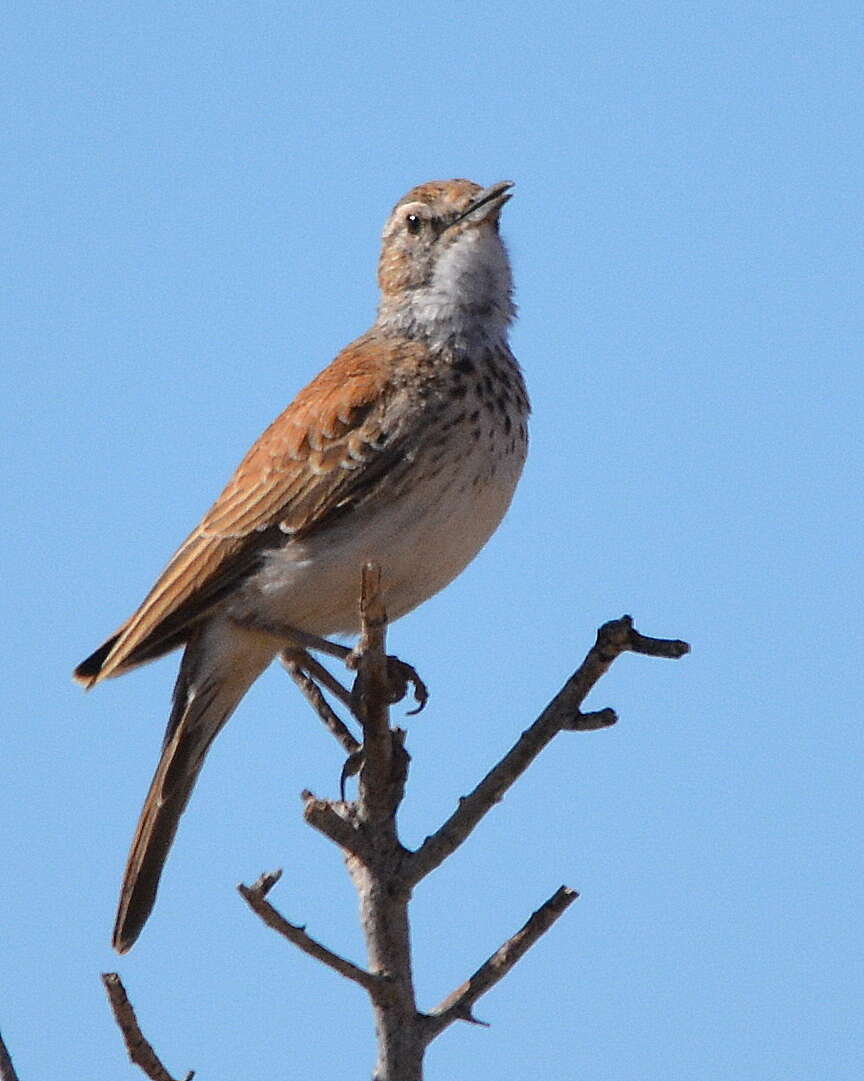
[231, 427, 526, 637]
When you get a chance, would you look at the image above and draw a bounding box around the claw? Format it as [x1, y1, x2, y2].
[386, 656, 429, 714]
[340, 750, 364, 800]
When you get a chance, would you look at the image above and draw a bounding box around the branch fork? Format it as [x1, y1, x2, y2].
[239, 569, 689, 1079]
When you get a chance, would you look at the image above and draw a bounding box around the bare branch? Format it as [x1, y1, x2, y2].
[352, 564, 402, 826]
[623, 623, 690, 659]
[237, 875, 386, 999]
[244, 867, 283, 895]
[301, 790, 371, 859]
[333, 564, 424, 1080]
[352, 565, 390, 711]
[564, 707, 619, 730]
[556, 615, 688, 712]
[405, 616, 689, 886]
[0, 1030, 21, 1081]
[101, 973, 194, 1081]
[422, 885, 579, 1042]
[281, 650, 360, 755]
[239, 605, 686, 1080]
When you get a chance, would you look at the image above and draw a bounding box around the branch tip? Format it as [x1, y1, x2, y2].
[238, 883, 381, 995]
[597, 615, 690, 661]
[424, 883, 578, 1043]
[457, 1004, 489, 1027]
[564, 707, 617, 731]
[245, 868, 282, 897]
[102, 972, 192, 1081]
[303, 796, 368, 857]
[405, 616, 688, 885]
[360, 562, 386, 628]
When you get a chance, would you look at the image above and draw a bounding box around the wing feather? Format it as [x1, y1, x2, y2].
[76, 335, 426, 685]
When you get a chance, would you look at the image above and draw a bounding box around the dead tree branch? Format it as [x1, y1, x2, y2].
[101, 973, 194, 1081]
[404, 615, 688, 887]
[347, 564, 421, 1080]
[351, 563, 412, 824]
[300, 789, 371, 858]
[422, 884, 579, 1040]
[240, 587, 688, 1080]
[238, 871, 385, 998]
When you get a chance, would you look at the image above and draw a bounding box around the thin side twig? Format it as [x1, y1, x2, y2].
[0, 1030, 21, 1081]
[422, 885, 579, 1041]
[238, 873, 386, 1000]
[101, 973, 194, 1081]
[301, 790, 371, 859]
[404, 616, 689, 886]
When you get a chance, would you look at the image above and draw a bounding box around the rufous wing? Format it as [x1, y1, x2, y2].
[74, 335, 426, 686]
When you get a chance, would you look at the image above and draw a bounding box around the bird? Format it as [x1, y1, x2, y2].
[74, 178, 530, 953]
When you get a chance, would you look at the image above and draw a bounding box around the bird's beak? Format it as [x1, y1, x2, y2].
[447, 181, 514, 230]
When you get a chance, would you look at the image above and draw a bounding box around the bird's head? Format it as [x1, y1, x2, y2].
[377, 179, 515, 347]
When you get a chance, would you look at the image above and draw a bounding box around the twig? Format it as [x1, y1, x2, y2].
[557, 615, 688, 726]
[404, 615, 689, 886]
[301, 790, 370, 860]
[422, 885, 579, 1040]
[237, 873, 386, 999]
[0, 1030, 21, 1081]
[101, 973, 194, 1081]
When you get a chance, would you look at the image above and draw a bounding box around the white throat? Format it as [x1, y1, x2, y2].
[378, 229, 515, 351]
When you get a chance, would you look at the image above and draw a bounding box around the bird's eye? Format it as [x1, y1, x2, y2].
[405, 213, 422, 235]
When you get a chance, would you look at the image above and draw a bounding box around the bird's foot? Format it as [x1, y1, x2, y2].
[345, 646, 428, 715]
[385, 656, 428, 715]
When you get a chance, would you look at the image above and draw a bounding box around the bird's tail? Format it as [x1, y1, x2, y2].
[112, 625, 274, 953]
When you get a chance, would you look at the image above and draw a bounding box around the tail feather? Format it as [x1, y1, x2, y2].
[111, 758, 197, 952]
[74, 623, 192, 688]
[73, 635, 121, 687]
[112, 628, 273, 953]
[112, 682, 221, 953]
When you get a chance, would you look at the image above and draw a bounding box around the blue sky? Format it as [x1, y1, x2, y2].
[3, 2, 863, 1079]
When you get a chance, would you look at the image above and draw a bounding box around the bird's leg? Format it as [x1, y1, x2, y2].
[280, 649, 359, 751]
[236, 616, 354, 661]
[232, 614, 428, 713]
[280, 649, 363, 799]
[293, 649, 356, 712]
